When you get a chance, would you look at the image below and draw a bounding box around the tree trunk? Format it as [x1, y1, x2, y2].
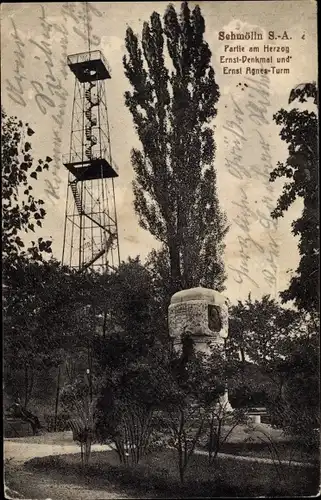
[178, 443, 185, 484]
[179, 466, 185, 484]
[208, 413, 215, 464]
[240, 347, 246, 364]
[102, 310, 108, 338]
[17, 406, 42, 435]
[177, 412, 186, 484]
[169, 236, 181, 296]
[213, 419, 222, 461]
[84, 436, 92, 467]
[278, 378, 285, 400]
[28, 366, 34, 406]
[54, 366, 61, 432]
[80, 442, 84, 467]
[24, 363, 29, 408]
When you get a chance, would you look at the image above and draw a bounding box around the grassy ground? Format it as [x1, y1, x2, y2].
[5, 459, 134, 499]
[212, 440, 319, 463]
[23, 448, 320, 498]
[198, 423, 319, 463]
[5, 427, 319, 498]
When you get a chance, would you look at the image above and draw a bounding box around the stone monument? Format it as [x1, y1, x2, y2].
[168, 286, 232, 411]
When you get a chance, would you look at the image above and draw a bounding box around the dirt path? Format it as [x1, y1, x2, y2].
[4, 440, 112, 463]
[4, 436, 133, 500]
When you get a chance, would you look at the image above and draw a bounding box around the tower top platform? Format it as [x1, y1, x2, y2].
[67, 50, 111, 82]
[63, 152, 119, 181]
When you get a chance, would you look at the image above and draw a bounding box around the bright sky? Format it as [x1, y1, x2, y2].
[1, 1, 317, 304]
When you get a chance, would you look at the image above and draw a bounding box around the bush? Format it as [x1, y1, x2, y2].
[43, 413, 71, 432]
[28, 455, 66, 470]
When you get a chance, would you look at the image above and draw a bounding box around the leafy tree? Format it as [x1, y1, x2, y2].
[95, 260, 228, 475]
[5, 402, 42, 436]
[123, 1, 227, 295]
[60, 362, 100, 467]
[3, 260, 58, 409]
[2, 108, 111, 432]
[94, 258, 169, 466]
[1, 107, 53, 264]
[228, 294, 319, 447]
[227, 295, 301, 401]
[228, 295, 299, 366]
[269, 330, 319, 448]
[161, 349, 226, 484]
[270, 83, 319, 314]
[2, 108, 59, 412]
[103, 257, 156, 336]
[95, 350, 170, 466]
[3, 258, 104, 411]
[206, 403, 246, 465]
[267, 83, 319, 446]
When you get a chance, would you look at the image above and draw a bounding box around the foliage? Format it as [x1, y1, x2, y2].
[25, 444, 320, 497]
[3, 258, 60, 408]
[94, 258, 170, 466]
[205, 403, 247, 464]
[1, 107, 53, 264]
[228, 363, 274, 409]
[5, 402, 42, 435]
[228, 295, 301, 387]
[145, 248, 173, 337]
[228, 295, 320, 445]
[21, 451, 254, 497]
[95, 332, 171, 467]
[3, 256, 105, 409]
[2, 108, 69, 412]
[123, 1, 227, 294]
[60, 363, 99, 467]
[159, 348, 226, 483]
[268, 331, 320, 447]
[245, 420, 318, 491]
[270, 82, 319, 314]
[103, 257, 156, 335]
[43, 412, 71, 432]
[94, 259, 229, 476]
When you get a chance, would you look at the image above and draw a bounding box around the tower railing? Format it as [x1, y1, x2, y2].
[67, 50, 111, 75]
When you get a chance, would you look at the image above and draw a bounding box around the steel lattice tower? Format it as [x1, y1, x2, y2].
[62, 50, 120, 272]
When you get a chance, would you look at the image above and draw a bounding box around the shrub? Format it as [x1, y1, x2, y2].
[43, 413, 71, 432]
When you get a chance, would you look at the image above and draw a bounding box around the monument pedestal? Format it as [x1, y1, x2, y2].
[168, 287, 234, 412]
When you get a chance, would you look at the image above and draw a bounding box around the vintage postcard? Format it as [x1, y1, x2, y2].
[2, 1, 319, 498]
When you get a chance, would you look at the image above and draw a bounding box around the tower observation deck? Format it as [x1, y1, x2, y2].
[62, 50, 120, 272]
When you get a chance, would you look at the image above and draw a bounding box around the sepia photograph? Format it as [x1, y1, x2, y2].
[2, 1, 319, 498]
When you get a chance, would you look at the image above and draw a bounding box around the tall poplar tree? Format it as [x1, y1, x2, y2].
[123, 1, 227, 295]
